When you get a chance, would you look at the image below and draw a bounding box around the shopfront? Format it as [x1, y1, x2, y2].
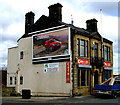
[76, 58, 92, 95]
[102, 62, 112, 82]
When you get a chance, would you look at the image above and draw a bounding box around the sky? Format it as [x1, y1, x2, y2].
[0, 0, 119, 73]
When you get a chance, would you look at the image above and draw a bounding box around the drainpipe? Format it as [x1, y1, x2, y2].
[17, 64, 20, 94]
[90, 38, 92, 95]
[69, 27, 73, 97]
[101, 37, 103, 83]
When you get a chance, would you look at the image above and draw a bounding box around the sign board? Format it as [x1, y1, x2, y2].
[103, 62, 111, 67]
[32, 27, 70, 62]
[77, 59, 89, 65]
[66, 62, 70, 83]
[44, 63, 59, 73]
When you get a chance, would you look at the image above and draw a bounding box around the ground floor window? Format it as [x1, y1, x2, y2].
[94, 70, 98, 85]
[20, 76, 23, 85]
[81, 70, 85, 86]
[10, 77, 12, 85]
[14, 77, 17, 85]
[102, 70, 111, 82]
[87, 70, 90, 86]
[77, 69, 90, 87]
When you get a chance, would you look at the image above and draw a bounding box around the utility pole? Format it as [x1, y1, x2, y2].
[71, 14, 74, 25]
[100, 9, 103, 35]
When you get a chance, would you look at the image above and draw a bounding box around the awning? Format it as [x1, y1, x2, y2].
[77, 64, 92, 68]
[104, 67, 113, 70]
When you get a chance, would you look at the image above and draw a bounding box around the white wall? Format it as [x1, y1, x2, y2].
[17, 37, 72, 96]
[7, 47, 18, 87]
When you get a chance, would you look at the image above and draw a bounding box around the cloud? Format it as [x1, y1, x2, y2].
[0, 0, 118, 74]
[63, 1, 118, 17]
[0, 40, 17, 67]
[0, 1, 24, 29]
[113, 52, 118, 73]
[0, 0, 25, 43]
[2, 23, 24, 41]
[82, 2, 118, 17]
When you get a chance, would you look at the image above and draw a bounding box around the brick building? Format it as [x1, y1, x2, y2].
[71, 19, 113, 95]
[0, 70, 7, 86]
[7, 3, 113, 96]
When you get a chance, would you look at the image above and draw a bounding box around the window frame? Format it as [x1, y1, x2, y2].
[108, 47, 110, 61]
[105, 46, 110, 61]
[14, 77, 17, 85]
[77, 69, 90, 87]
[87, 70, 90, 86]
[86, 41, 88, 57]
[105, 46, 108, 61]
[81, 70, 85, 86]
[77, 39, 80, 56]
[20, 51, 23, 59]
[20, 76, 23, 85]
[102, 45, 104, 59]
[80, 39, 85, 57]
[10, 77, 12, 85]
[94, 42, 98, 58]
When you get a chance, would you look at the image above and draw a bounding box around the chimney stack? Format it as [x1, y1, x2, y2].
[25, 11, 35, 34]
[48, 3, 63, 23]
[86, 18, 98, 32]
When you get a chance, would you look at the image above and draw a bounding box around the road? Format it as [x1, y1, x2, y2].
[1, 95, 120, 105]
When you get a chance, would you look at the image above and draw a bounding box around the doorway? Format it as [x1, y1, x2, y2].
[94, 70, 98, 85]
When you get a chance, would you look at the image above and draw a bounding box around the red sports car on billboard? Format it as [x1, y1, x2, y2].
[45, 39, 61, 51]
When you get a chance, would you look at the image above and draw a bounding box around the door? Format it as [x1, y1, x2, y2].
[94, 70, 98, 85]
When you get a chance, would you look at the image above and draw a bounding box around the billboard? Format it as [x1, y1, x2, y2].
[32, 27, 70, 62]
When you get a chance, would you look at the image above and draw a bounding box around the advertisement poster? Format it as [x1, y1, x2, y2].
[66, 62, 70, 83]
[44, 63, 59, 73]
[32, 28, 69, 59]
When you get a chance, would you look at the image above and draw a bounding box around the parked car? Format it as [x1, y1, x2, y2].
[93, 75, 120, 98]
[45, 39, 61, 51]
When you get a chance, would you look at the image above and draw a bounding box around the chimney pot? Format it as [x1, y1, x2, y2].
[86, 18, 98, 32]
[48, 3, 63, 23]
[25, 11, 35, 34]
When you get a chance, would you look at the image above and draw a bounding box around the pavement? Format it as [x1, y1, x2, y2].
[1, 95, 120, 105]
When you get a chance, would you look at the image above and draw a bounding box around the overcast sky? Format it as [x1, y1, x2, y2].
[0, 0, 119, 73]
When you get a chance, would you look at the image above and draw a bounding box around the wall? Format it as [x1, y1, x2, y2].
[7, 47, 18, 87]
[72, 33, 113, 95]
[17, 37, 72, 96]
[72, 34, 91, 96]
[102, 41, 113, 78]
[103, 42, 113, 66]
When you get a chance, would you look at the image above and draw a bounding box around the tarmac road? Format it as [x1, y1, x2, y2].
[1, 95, 120, 105]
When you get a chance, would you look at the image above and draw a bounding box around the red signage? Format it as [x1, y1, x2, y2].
[66, 62, 70, 83]
[103, 62, 111, 67]
[77, 59, 89, 65]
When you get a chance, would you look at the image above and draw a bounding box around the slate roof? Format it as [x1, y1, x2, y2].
[18, 12, 113, 44]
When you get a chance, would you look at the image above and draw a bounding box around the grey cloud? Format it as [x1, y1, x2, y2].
[0, 40, 17, 67]
[1, 56, 7, 64]
[64, 1, 118, 16]
[1, 33, 20, 42]
[111, 38, 118, 53]
[0, 2, 24, 30]
[0, 5, 24, 42]
[82, 2, 118, 17]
